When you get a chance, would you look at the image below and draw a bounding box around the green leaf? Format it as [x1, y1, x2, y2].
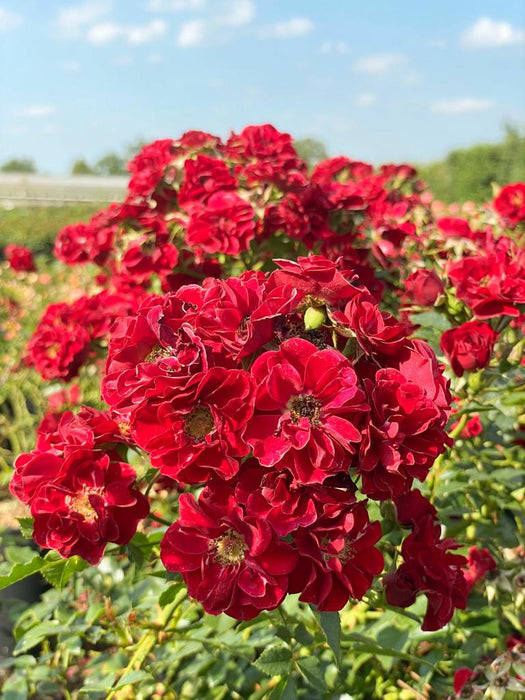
[296, 656, 326, 692]
[410, 310, 452, 332]
[317, 610, 341, 665]
[113, 670, 152, 690]
[0, 554, 45, 591]
[254, 644, 293, 677]
[158, 581, 185, 607]
[41, 555, 88, 590]
[13, 621, 67, 654]
[17, 517, 34, 539]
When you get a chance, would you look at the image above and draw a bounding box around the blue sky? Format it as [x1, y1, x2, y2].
[1, 0, 524, 174]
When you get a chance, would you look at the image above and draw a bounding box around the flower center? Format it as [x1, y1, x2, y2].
[66, 486, 104, 523]
[184, 405, 214, 441]
[288, 394, 322, 425]
[212, 529, 248, 566]
[144, 344, 171, 363]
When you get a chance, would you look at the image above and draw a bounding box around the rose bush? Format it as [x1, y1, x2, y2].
[0, 124, 524, 699]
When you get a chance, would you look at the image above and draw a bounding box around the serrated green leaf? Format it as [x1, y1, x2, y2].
[0, 554, 45, 591]
[41, 555, 88, 590]
[296, 656, 326, 691]
[13, 621, 67, 654]
[254, 644, 293, 677]
[410, 310, 452, 332]
[17, 517, 34, 539]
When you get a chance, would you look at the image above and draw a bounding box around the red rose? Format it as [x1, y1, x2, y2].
[160, 488, 297, 619]
[131, 366, 255, 484]
[463, 546, 497, 592]
[453, 668, 475, 696]
[494, 182, 525, 227]
[30, 449, 149, 565]
[54, 222, 114, 266]
[440, 321, 497, 377]
[178, 154, 237, 206]
[245, 338, 368, 484]
[404, 269, 444, 306]
[4, 244, 35, 272]
[186, 191, 256, 255]
[289, 500, 383, 611]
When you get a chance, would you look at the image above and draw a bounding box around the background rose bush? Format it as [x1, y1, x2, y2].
[0, 124, 524, 700]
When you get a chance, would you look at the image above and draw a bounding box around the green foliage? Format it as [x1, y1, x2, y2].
[1, 159, 36, 174]
[294, 138, 328, 168]
[419, 125, 525, 202]
[0, 204, 102, 254]
[71, 159, 95, 175]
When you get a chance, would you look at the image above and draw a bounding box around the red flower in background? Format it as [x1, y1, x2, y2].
[440, 321, 497, 377]
[494, 183, 525, 227]
[403, 269, 444, 306]
[4, 244, 35, 272]
[463, 546, 497, 592]
[185, 191, 256, 255]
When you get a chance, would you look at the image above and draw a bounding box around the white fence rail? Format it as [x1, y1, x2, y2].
[0, 174, 128, 208]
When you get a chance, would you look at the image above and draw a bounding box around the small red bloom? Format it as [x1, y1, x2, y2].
[4, 244, 35, 272]
[440, 321, 497, 377]
[404, 269, 444, 306]
[463, 546, 497, 593]
[494, 183, 525, 227]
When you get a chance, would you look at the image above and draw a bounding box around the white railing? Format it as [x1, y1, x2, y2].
[0, 174, 129, 208]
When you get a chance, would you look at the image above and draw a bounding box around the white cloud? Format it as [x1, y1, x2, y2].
[352, 53, 407, 75]
[87, 19, 167, 45]
[320, 40, 348, 54]
[221, 0, 255, 27]
[431, 98, 494, 115]
[177, 19, 206, 46]
[356, 93, 377, 106]
[0, 6, 23, 32]
[259, 18, 314, 40]
[461, 17, 525, 48]
[55, 1, 109, 38]
[15, 105, 56, 118]
[176, 0, 255, 47]
[147, 0, 205, 10]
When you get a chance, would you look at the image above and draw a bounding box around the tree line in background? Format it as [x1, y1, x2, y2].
[1, 127, 524, 202]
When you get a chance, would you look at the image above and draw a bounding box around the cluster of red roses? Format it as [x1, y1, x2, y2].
[10, 124, 525, 631]
[3, 243, 35, 272]
[13, 254, 468, 628]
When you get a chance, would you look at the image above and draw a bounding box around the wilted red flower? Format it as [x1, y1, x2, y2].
[440, 321, 497, 377]
[160, 488, 297, 619]
[245, 338, 368, 484]
[384, 515, 467, 630]
[4, 244, 35, 272]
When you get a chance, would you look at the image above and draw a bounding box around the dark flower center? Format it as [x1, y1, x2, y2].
[184, 406, 214, 441]
[288, 394, 322, 425]
[212, 529, 248, 566]
[144, 344, 171, 363]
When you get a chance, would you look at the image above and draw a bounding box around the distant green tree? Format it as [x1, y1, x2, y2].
[94, 152, 127, 176]
[1, 158, 36, 173]
[71, 159, 95, 175]
[294, 138, 328, 168]
[418, 125, 525, 203]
